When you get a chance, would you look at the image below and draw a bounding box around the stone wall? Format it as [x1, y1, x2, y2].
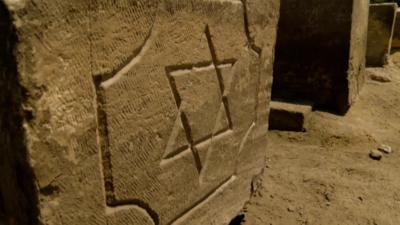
[0, 1, 39, 224]
[272, 0, 369, 113]
[366, 3, 397, 67]
[1, 0, 280, 224]
[393, 9, 400, 48]
[348, 0, 369, 107]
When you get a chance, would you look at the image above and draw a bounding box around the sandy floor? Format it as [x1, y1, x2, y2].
[243, 51, 400, 225]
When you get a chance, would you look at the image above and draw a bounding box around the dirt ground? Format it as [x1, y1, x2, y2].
[243, 51, 400, 225]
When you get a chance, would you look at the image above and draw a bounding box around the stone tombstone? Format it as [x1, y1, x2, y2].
[0, 0, 279, 225]
[272, 0, 369, 114]
[393, 9, 400, 49]
[366, 3, 398, 67]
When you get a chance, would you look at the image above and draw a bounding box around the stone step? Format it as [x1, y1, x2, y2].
[268, 100, 313, 132]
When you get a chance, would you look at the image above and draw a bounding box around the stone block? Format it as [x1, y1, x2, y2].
[268, 101, 312, 132]
[0, 0, 280, 225]
[392, 9, 400, 49]
[272, 0, 369, 114]
[366, 3, 398, 67]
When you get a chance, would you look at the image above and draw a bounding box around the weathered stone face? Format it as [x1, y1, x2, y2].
[366, 3, 398, 67]
[0, 2, 39, 225]
[0, 1, 279, 224]
[392, 9, 400, 49]
[272, 0, 369, 114]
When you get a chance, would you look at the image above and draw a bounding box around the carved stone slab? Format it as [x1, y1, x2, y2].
[0, 0, 279, 224]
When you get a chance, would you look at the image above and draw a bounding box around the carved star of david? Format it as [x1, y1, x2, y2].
[162, 26, 236, 173]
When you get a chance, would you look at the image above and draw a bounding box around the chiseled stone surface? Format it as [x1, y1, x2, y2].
[272, 0, 369, 114]
[366, 3, 398, 67]
[0, 0, 280, 224]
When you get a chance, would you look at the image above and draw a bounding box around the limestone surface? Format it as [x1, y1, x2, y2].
[366, 3, 398, 67]
[272, 0, 369, 114]
[0, 0, 280, 225]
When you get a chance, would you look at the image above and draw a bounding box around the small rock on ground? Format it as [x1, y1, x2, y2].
[369, 149, 383, 160]
[370, 73, 391, 83]
[287, 205, 295, 212]
[378, 144, 392, 154]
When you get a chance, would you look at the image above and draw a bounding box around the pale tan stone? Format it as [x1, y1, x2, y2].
[0, 1, 280, 224]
